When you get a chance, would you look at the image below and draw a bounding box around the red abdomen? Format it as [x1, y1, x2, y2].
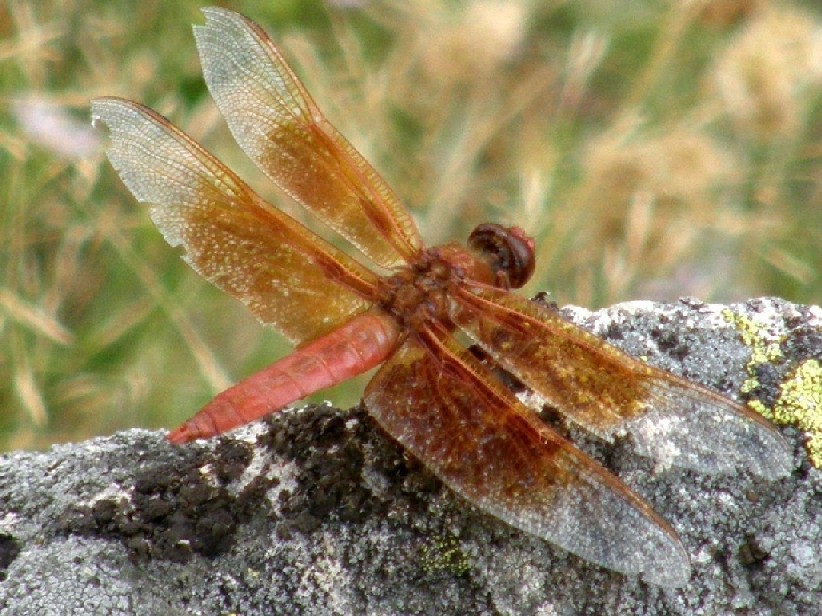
[167, 312, 399, 443]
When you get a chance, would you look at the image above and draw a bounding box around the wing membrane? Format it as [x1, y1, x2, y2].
[363, 329, 690, 587]
[452, 287, 793, 478]
[193, 7, 422, 269]
[92, 97, 378, 344]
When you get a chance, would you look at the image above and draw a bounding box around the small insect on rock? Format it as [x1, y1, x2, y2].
[91, 7, 792, 587]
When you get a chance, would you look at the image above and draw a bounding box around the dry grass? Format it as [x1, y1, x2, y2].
[2, 0, 821, 450]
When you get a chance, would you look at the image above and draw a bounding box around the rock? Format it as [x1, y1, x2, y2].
[1, 298, 819, 615]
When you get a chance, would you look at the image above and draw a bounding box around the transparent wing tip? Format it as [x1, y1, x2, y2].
[641, 560, 691, 589]
[631, 381, 795, 480]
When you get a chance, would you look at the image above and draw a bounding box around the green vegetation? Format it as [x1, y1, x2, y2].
[2, 0, 821, 449]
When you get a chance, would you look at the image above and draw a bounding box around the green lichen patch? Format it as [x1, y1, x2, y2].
[721, 308, 784, 396]
[723, 308, 822, 467]
[772, 360, 822, 466]
[420, 536, 472, 577]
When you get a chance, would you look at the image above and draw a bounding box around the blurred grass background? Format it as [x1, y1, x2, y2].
[2, 0, 821, 450]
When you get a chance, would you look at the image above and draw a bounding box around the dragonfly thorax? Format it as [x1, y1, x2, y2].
[376, 246, 485, 332]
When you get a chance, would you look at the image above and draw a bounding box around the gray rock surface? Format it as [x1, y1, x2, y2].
[1, 298, 820, 615]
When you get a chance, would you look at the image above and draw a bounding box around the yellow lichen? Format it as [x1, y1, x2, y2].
[722, 308, 784, 400]
[420, 536, 471, 576]
[772, 360, 822, 467]
[723, 309, 822, 467]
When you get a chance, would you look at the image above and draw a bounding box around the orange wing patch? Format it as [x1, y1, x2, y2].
[364, 330, 690, 587]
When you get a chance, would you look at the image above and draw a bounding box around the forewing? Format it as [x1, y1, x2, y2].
[363, 330, 690, 587]
[91, 97, 378, 344]
[452, 287, 793, 478]
[193, 7, 423, 269]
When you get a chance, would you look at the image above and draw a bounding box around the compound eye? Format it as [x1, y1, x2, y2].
[467, 223, 536, 288]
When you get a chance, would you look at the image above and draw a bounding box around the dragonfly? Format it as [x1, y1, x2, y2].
[91, 7, 791, 587]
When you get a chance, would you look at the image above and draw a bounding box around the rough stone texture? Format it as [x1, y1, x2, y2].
[0, 298, 819, 615]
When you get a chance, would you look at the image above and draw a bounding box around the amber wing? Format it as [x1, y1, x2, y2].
[363, 327, 691, 587]
[452, 287, 793, 478]
[192, 7, 422, 269]
[91, 98, 379, 345]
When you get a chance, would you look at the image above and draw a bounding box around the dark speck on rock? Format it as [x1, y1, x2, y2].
[0, 534, 21, 581]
